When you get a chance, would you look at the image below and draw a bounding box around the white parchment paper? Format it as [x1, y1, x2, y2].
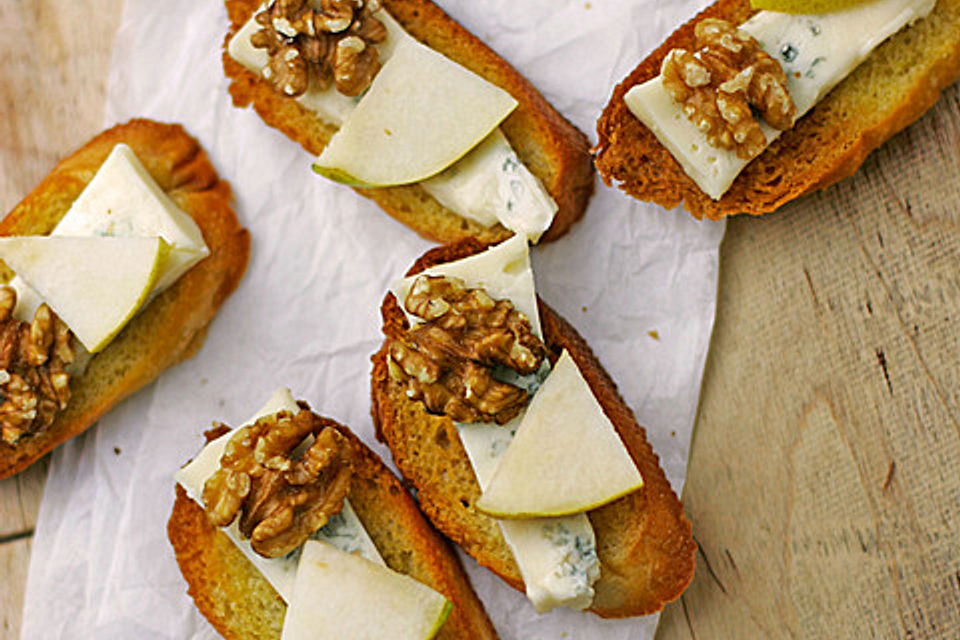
[21, 0, 722, 638]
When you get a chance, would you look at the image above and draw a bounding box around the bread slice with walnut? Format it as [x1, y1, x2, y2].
[371, 239, 697, 618]
[223, 0, 594, 244]
[168, 415, 499, 640]
[0, 119, 250, 479]
[594, 0, 960, 219]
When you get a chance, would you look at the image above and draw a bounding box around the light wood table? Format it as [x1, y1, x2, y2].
[2, 1, 959, 638]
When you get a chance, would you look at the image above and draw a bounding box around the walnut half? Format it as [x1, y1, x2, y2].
[0, 286, 75, 446]
[251, 0, 386, 98]
[661, 18, 797, 160]
[387, 275, 548, 425]
[201, 409, 356, 558]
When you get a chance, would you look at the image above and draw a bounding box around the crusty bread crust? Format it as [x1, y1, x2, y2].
[223, 0, 594, 244]
[168, 419, 499, 640]
[371, 240, 697, 618]
[0, 120, 251, 479]
[594, 0, 960, 219]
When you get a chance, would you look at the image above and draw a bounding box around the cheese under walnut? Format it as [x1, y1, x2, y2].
[661, 18, 796, 160]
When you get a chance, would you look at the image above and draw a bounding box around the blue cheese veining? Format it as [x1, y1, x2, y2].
[228, 3, 557, 242]
[623, 0, 936, 199]
[423, 129, 558, 243]
[390, 237, 601, 612]
[458, 419, 600, 612]
[174, 389, 384, 604]
[9, 144, 209, 322]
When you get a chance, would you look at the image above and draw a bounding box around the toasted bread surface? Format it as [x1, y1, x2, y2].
[0, 119, 251, 479]
[223, 0, 593, 244]
[168, 419, 499, 640]
[371, 240, 697, 618]
[594, 0, 960, 219]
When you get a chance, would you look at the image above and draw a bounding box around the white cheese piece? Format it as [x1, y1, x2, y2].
[227, 6, 557, 241]
[623, 0, 936, 199]
[391, 234, 540, 338]
[422, 129, 558, 243]
[9, 144, 209, 320]
[174, 388, 384, 604]
[392, 239, 599, 612]
[281, 540, 451, 640]
[458, 420, 599, 612]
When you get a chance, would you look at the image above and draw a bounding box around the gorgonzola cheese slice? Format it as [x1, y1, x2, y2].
[623, 0, 936, 199]
[174, 388, 384, 604]
[458, 420, 600, 612]
[422, 129, 558, 243]
[227, 5, 557, 242]
[9, 144, 209, 320]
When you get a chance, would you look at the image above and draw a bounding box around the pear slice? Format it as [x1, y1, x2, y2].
[475, 350, 644, 519]
[313, 38, 518, 187]
[281, 540, 452, 640]
[0, 235, 169, 353]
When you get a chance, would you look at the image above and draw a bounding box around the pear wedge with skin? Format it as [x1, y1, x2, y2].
[0, 235, 169, 353]
[313, 37, 518, 187]
[281, 540, 452, 640]
[475, 350, 644, 519]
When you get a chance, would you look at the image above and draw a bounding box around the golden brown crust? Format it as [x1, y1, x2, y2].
[0, 119, 251, 479]
[168, 420, 499, 640]
[371, 240, 697, 618]
[223, 0, 593, 244]
[594, 0, 960, 219]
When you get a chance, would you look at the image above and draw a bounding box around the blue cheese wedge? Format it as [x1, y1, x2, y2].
[9, 144, 209, 321]
[623, 0, 936, 199]
[227, 4, 557, 241]
[423, 129, 558, 243]
[458, 420, 600, 612]
[391, 238, 601, 612]
[391, 233, 540, 337]
[174, 389, 384, 604]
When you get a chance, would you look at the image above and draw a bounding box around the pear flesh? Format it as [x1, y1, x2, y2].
[314, 37, 518, 187]
[280, 540, 451, 640]
[475, 350, 644, 519]
[0, 235, 168, 353]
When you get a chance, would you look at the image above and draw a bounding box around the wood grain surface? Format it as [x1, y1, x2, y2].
[0, 0, 121, 636]
[658, 85, 960, 639]
[1, 1, 959, 639]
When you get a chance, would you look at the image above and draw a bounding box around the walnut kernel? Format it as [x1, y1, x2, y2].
[387, 275, 548, 425]
[201, 409, 356, 558]
[0, 287, 75, 445]
[251, 0, 386, 98]
[661, 18, 797, 159]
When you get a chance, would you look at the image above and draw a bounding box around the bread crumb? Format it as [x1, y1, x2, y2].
[648, 329, 659, 340]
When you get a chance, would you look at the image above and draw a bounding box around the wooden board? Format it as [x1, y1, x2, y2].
[1, 1, 959, 638]
[0, 0, 121, 635]
[658, 84, 960, 639]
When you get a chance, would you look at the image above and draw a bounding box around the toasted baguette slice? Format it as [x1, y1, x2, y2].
[223, 0, 594, 244]
[594, 0, 960, 220]
[0, 120, 251, 479]
[371, 240, 697, 618]
[169, 417, 499, 640]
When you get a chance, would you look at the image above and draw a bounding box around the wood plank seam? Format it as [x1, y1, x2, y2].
[0, 529, 33, 544]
